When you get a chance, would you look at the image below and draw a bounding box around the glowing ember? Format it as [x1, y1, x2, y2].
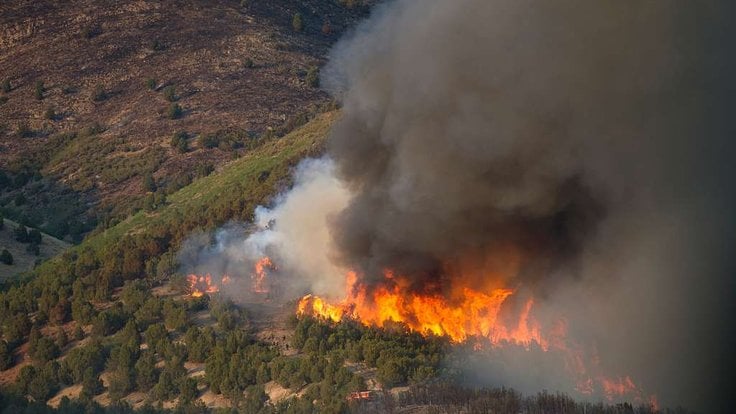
[252, 256, 276, 294]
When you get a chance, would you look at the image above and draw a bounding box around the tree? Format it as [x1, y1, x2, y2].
[31, 336, 60, 363]
[167, 103, 183, 119]
[0, 249, 12, 265]
[14, 224, 29, 242]
[142, 172, 156, 192]
[178, 377, 198, 404]
[0, 340, 13, 370]
[292, 13, 304, 32]
[171, 131, 189, 153]
[28, 228, 42, 244]
[163, 300, 187, 331]
[81, 367, 104, 398]
[135, 351, 159, 390]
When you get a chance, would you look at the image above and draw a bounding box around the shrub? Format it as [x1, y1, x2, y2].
[145, 78, 157, 90]
[92, 84, 107, 102]
[83, 24, 102, 39]
[198, 133, 219, 149]
[1, 78, 10, 93]
[244, 58, 254, 69]
[28, 228, 42, 244]
[167, 103, 183, 119]
[162, 85, 177, 102]
[171, 131, 189, 153]
[0, 96, 7, 105]
[306, 66, 320, 88]
[14, 224, 29, 242]
[292, 13, 304, 32]
[34, 81, 44, 100]
[142, 172, 156, 192]
[44, 106, 56, 120]
[150, 39, 165, 51]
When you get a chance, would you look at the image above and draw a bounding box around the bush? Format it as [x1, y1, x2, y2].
[150, 39, 165, 51]
[162, 85, 177, 102]
[145, 78, 157, 90]
[28, 228, 42, 244]
[292, 13, 304, 32]
[34, 81, 44, 100]
[142, 172, 156, 192]
[171, 131, 189, 153]
[197, 133, 219, 149]
[2, 78, 10, 93]
[44, 107, 56, 120]
[244, 58, 255, 69]
[167, 103, 183, 119]
[306, 66, 320, 88]
[14, 224, 29, 242]
[92, 84, 108, 102]
[83, 24, 102, 39]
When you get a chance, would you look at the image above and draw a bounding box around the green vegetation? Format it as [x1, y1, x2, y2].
[92, 84, 108, 102]
[170, 131, 189, 153]
[145, 77, 157, 90]
[306, 66, 320, 88]
[1, 78, 10, 93]
[167, 103, 183, 119]
[292, 13, 304, 32]
[34, 81, 44, 100]
[0, 249, 12, 265]
[162, 85, 177, 102]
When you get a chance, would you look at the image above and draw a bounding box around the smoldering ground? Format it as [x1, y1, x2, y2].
[181, 0, 735, 411]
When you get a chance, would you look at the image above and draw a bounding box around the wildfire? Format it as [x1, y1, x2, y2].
[186, 257, 275, 298]
[187, 273, 220, 297]
[252, 256, 276, 294]
[297, 267, 657, 405]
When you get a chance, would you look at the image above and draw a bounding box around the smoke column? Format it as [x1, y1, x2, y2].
[317, 1, 736, 411]
[186, 1, 735, 411]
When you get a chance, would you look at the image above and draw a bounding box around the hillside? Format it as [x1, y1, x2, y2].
[0, 0, 373, 241]
[0, 218, 71, 280]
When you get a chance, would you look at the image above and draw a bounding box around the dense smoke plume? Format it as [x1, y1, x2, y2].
[184, 0, 735, 411]
[318, 1, 735, 410]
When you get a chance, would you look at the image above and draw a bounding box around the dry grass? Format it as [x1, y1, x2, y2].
[0, 218, 71, 280]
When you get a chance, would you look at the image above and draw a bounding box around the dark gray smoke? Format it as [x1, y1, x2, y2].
[320, 0, 736, 411]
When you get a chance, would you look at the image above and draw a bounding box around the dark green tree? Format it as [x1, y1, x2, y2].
[0, 249, 12, 265]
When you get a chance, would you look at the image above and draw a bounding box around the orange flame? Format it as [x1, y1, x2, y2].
[187, 273, 220, 297]
[252, 256, 276, 294]
[297, 266, 656, 404]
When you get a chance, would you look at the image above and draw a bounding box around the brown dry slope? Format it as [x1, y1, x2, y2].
[0, 0, 373, 222]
